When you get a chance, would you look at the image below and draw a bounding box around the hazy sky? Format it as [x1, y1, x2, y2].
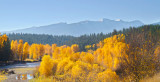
[0, 0, 160, 31]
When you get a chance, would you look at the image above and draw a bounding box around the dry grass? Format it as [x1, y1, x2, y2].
[24, 59, 39, 62]
[29, 77, 53, 82]
[140, 72, 160, 82]
[10, 67, 36, 74]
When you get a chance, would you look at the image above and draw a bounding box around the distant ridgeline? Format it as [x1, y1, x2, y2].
[8, 25, 160, 51]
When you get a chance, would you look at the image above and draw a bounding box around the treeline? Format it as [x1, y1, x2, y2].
[0, 34, 11, 62]
[8, 33, 74, 46]
[7, 25, 160, 52]
[7, 33, 111, 51]
[10, 39, 79, 61]
[2, 25, 160, 61]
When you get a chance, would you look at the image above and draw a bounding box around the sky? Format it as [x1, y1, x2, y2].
[0, 0, 160, 31]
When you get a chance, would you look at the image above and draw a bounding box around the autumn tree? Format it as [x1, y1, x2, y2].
[17, 39, 23, 61]
[44, 44, 52, 56]
[0, 34, 11, 61]
[29, 44, 38, 60]
[97, 69, 119, 82]
[39, 55, 53, 77]
[23, 42, 29, 61]
[38, 44, 45, 60]
[71, 44, 79, 52]
[52, 44, 57, 52]
[11, 40, 18, 59]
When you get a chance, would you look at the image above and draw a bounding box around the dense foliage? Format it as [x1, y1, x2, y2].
[37, 34, 126, 81]
[0, 34, 11, 61]
[1, 25, 160, 81]
[8, 33, 75, 46]
[7, 25, 160, 52]
[37, 33, 159, 81]
[7, 33, 111, 51]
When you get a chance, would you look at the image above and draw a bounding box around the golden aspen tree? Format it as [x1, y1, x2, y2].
[17, 39, 23, 61]
[29, 44, 38, 59]
[0, 34, 8, 47]
[83, 53, 94, 64]
[23, 42, 29, 61]
[56, 58, 69, 74]
[95, 34, 128, 70]
[52, 47, 60, 59]
[11, 40, 14, 50]
[96, 41, 103, 48]
[13, 40, 18, 59]
[97, 69, 119, 82]
[70, 52, 80, 61]
[71, 65, 85, 78]
[52, 60, 58, 75]
[64, 61, 74, 73]
[39, 55, 53, 77]
[11, 40, 15, 58]
[36, 34, 130, 81]
[71, 44, 79, 52]
[65, 47, 72, 56]
[44, 44, 52, 56]
[38, 44, 45, 60]
[32, 44, 38, 59]
[29, 44, 34, 59]
[2, 34, 8, 42]
[52, 44, 57, 52]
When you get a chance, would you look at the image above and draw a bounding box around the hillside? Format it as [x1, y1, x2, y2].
[4, 19, 144, 36]
[8, 25, 160, 51]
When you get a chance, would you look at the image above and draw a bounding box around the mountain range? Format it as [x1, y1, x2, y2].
[2, 18, 146, 36]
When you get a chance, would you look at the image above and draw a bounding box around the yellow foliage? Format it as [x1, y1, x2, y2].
[17, 39, 23, 61]
[0, 34, 8, 47]
[64, 61, 74, 73]
[34, 34, 129, 81]
[52, 44, 57, 52]
[29, 44, 39, 59]
[11, 40, 18, 59]
[52, 60, 58, 75]
[44, 44, 52, 55]
[83, 53, 94, 64]
[97, 69, 119, 82]
[85, 45, 91, 49]
[39, 55, 53, 77]
[56, 58, 70, 75]
[38, 44, 45, 60]
[71, 65, 85, 78]
[96, 34, 128, 70]
[154, 46, 160, 57]
[71, 44, 79, 52]
[6, 33, 159, 81]
[70, 52, 80, 61]
[23, 42, 29, 61]
[52, 47, 60, 59]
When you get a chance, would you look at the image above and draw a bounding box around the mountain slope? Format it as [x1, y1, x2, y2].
[3, 18, 144, 36]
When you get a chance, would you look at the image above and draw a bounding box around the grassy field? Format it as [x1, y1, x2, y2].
[140, 72, 160, 82]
